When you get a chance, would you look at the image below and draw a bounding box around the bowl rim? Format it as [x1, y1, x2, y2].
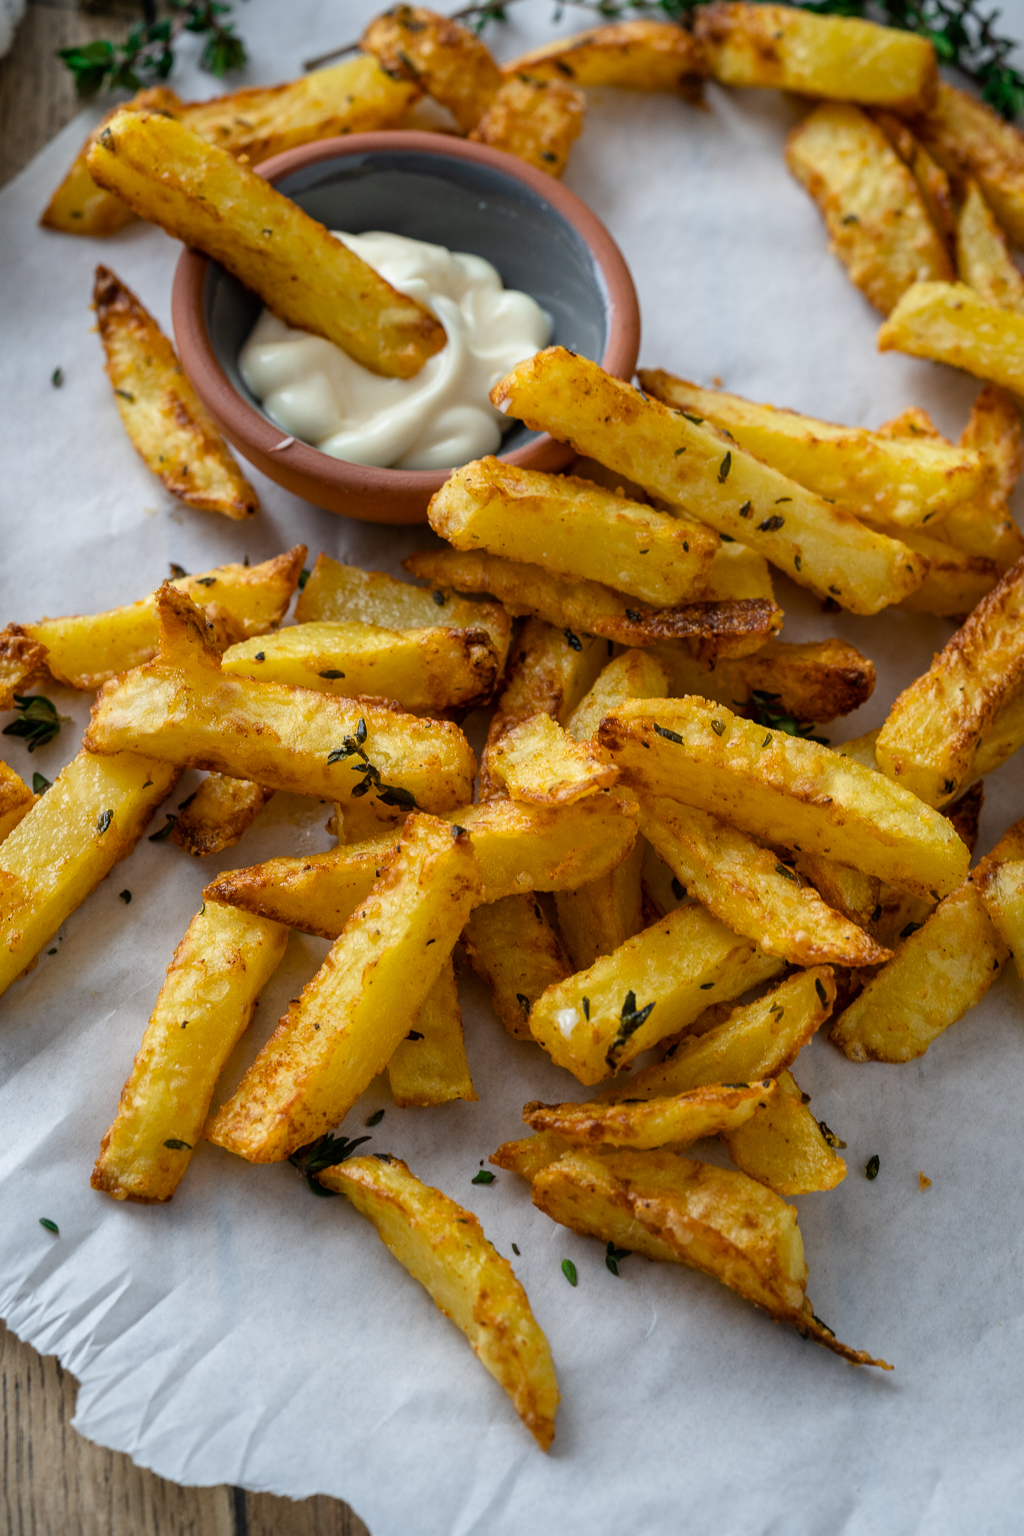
[171, 129, 640, 502]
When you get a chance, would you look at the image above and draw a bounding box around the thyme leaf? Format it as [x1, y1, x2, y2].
[606, 988, 655, 1066]
[741, 690, 829, 744]
[59, 1, 247, 99]
[3, 693, 62, 752]
[288, 1131, 372, 1196]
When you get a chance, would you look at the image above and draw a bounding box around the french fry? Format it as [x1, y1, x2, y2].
[504, 19, 707, 96]
[638, 796, 890, 968]
[637, 367, 985, 530]
[791, 852, 879, 929]
[786, 103, 953, 316]
[83, 586, 476, 819]
[462, 893, 573, 1040]
[170, 775, 274, 858]
[387, 955, 476, 1107]
[222, 620, 501, 713]
[204, 794, 639, 933]
[719, 1070, 847, 1195]
[912, 81, 1024, 249]
[955, 180, 1024, 314]
[875, 556, 1024, 806]
[91, 903, 289, 1202]
[945, 384, 1024, 570]
[530, 1147, 890, 1367]
[600, 698, 970, 899]
[603, 968, 836, 1099]
[523, 1080, 776, 1150]
[86, 109, 445, 380]
[651, 637, 875, 724]
[529, 901, 784, 1084]
[27, 548, 304, 692]
[469, 75, 585, 177]
[565, 650, 671, 743]
[0, 750, 178, 999]
[491, 1131, 573, 1181]
[893, 525, 1001, 616]
[975, 858, 1024, 983]
[877, 280, 1024, 394]
[873, 109, 955, 242]
[206, 816, 479, 1160]
[0, 626, 48, 711]
[40, 86, 182, 237]
[361, 6, 501, 131]
[319, 1154, 559, 1449]
[94, 266, 258, 520]
[427, 457, 717, 605]
[492, 349, 927, 614]
[488, 713, 618, 807]
[554, 838, 644, 972]
[0, 763, 36, 843]
[694, 1, 935, 112]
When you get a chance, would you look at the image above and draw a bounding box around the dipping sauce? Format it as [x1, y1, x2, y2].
[239, 230, 551, 471]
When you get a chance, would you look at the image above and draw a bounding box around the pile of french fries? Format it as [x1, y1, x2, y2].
[13, 0, 1024, 1450]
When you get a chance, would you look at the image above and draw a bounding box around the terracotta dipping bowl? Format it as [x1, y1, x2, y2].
[172, 131, 640, 524]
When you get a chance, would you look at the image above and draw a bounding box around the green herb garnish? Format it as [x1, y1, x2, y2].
[289, 1131, 372, 1196]
[164, 1138, 192, 1150]
[60, 1, 246, 99]
[39, 1218, 59, 1235]
[653, 723, 684, 745]
[51, 367, 64, 388]
[718, 451, 732, 482]
[472, 1169, 496, 1184]
[605, 1241, 631, 1276]
[818, 1120, 847, 1150]
[605, 989, 655, 1067]
[366, 1109, 385, 1127]
[561, 1258, 578, 1286]
[741, 690, 828, 744]
[865, 1154, 880, 1180]
[3, 694, 61, 752]
[32, 772, 51, 794]
[149, 815, 178, 842]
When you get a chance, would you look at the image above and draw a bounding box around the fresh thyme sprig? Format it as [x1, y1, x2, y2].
[289, 1131, 373, 1196]
[740, 690, 829, 745]
[59, 1, 247, 100]
[327, 718, 419, 812]
[2, 694, 63, 753]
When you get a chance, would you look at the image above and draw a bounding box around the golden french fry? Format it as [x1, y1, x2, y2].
[695, 0, 935, 112]
[27, 548, 304, 692]
[387, 955, 476, 1107]
[956, 180, 1024, 314]
[361, 6, 501, 131]
[206, 816, 480, 1160]
[529, 901, 783, 1084]
[720, 1070, 847, 1195]
[170, 775, 274, 858]
[875, 556, 1024, 806]
[428, 457, 717, 605]
[892, 525, 1001, 616]
[83, 586, 476, 819]
[87, 109, 445, 379]
[320, 1154, 559, 1449]
[913, 81, 1024, 248]
[94, 265, 258, 520]
[0, 626, 48, 712]
[505, 19, 707, 95]
[637, 368, 984, 530]
[944, 384, 1024, 569]
[878, 280, 1024, 394]
[531, 1147, 890, 1367]
[524, 1080, 776, 1150]
[638, 796, 890, 968]
[492, 349, 927, 614]
[91, 903, 288, 1202]
[40, 86, 182, 237]
[469, 75, 585, 177]
[786, 102, 953, 316]
[600, 697, 969, 899]
[792, 852, 879, 929]
[0, 763, 36, 843]
[555, 838, 645, 971]
[0, 750, 178, 999]
[651, 637, 875, 724]
[566, 650, 671, 743]
[975, 857, 1024, 983]
[488, 713, 618, 807]
[491, 1131, 574, 1181]
[462, 893, 573, 1040]
[873, 109, 955, 241]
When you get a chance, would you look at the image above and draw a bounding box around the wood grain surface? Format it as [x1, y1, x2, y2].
[0, 8, 371, 1532]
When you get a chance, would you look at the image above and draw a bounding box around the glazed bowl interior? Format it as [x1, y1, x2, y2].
[205, 146, 613, 458]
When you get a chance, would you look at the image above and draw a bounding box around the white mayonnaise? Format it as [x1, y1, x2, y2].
[238, 230, 551, 471]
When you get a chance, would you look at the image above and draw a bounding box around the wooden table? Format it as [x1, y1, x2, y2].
[0, 8, 368, 1531]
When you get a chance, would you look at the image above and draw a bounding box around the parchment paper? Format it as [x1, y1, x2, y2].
[3, 4, 1024, 1531]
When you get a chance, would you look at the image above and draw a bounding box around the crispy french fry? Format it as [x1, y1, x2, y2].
[566, 650, 671, 743]
[0, 626, 48, 711]
[94, 266, 258, 520]
[892, 525, 1001, 616]
[491, 1131, 574, 1181]
[792, 852, 879, 929]
[83, 586, 476, 819]
[469, 75, 585, 177]
[320, 1154, 559, 1449]
[91, 903, 288, 1202]
[505, 19, 706, 95]
[361, 6, 501, 131]
[975, 857, 1024, 983]
[955, 180, 1024, 314]
[387, 954, 476, 1107]
[27, 548, 304, 692]
[0, 750, 178, 999]
[913, 81, 1024, 249]
[720, 1070, 847, 1195]
[40, 86, 182, 237]
[0, 763, 36, 843]
[830, 879, 1007, 1062]
[601, 698, 969, 899]
[87, 109, 445, 379]
[170, 775, 274, 857]
[555, 839, 645, 971]
[878, 280, 1024, 394]
[462, 893, 573, 1040]
[786, 103, 953, 316]
[492, 349, 927, 614]
[531, 1147, 890, 1366]
[944, 384, 1024, 570]
[222, 620, 501, 712]
[489, 713, 618, 807]
[529, 901, 784, 1084]
[206, 816, 479, 1160]
[695, 1, 935, 112]
[524, 1080, 775, 1150]
[875, 556, 1024, 806]
[638, 796, 889, 968]
[651, 637, 875, 724]
[873, 110, 955, 242]
[638, 368, 985, 530]
[428, 457, 717, 605]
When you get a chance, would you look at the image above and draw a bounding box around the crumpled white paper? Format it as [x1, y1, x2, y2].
[2, 3, 1024, 1531]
